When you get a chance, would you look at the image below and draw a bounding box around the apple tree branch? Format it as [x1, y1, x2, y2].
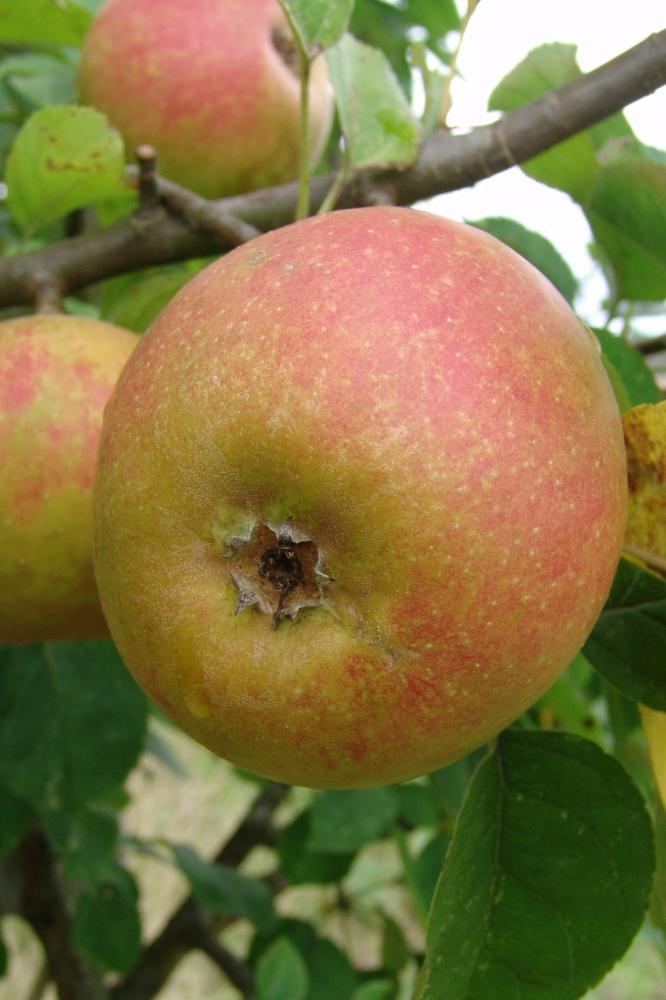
[0, 30, 664, 309]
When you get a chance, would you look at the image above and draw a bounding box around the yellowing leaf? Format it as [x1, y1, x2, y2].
[623, 401, 666, 573]
[623, 404, 666, 803]
[640, 706, 666, 810]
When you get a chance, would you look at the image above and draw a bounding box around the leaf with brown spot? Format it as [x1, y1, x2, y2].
[7, 105, 127, 233]
[624, 402, 666, 575]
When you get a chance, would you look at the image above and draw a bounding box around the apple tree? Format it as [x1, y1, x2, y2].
[1, 1, 666, 998]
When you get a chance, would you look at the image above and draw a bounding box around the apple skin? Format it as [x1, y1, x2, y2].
[0, 315, 138, 644]
[94, 206, 627, 789]
[79, 0, 333, 199]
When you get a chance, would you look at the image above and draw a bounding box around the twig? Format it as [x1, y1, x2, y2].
[34, 277, 64, 314]
[16, 826, 104, 1000]
[152, 174, 261, 244]
[0, 30, 664, 307]
[111, 783, 286, 1000]
[135, 144, 160, 212]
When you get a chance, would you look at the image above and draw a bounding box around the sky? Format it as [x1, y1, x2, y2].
[427, 0, 666, 331]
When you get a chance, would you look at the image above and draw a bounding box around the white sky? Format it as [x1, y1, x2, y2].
[425, 0, 666, 331]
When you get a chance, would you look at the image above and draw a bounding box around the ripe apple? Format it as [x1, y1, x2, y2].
[79, 0, 333, 199]
[94, 206, 627, 789]
[0, 315, 138, 644]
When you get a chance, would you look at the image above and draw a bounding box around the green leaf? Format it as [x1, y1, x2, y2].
[101, 260, 212, 333]
[490, 43, 581, 111]
[489, 43, 633, 155]
[0, 641, 147, 813]
[489, 44, 599, 201]
[381, 913, 410, 975]
[0, 781, 33, 855]
[257, 937, 309, 1000]
[0, 0, 92, 47]
[469, 217, 577, 303]
[279, 811, 355, 884]
[489, 43, 634, 204]
[417, 730, 654, 1000]
[309, 788, 399, 854]
[7, 105, 127, 232]
[593, 329, 662, 409]
[412, 831, 450, 912]
[428, 751, 484, 817]
[396, 783, 439, 828]
[0, 925, 6, 977]
[349, 0, 413, 95]
[588, 159, 666, 301]
[351, 980, 397, 1000]
[72, 864, 141, 974]
[404, 0, 460, 39]
[280, 0, 354, 49]
[651, 800, 666, 937]
[535, 654, 603, 741]
[48, 806, 119, 881]
[583, 558, 666, 711]
[306, 938, 358, 1000]
[326, 33, 421, 170]
[172, 843, 275, 931]
[0, 52, 78, 110]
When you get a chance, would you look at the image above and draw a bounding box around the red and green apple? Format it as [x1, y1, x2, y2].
[79, 0, 333, 199]
[0, 315, 138, 644]
[93, 206, 627, 788]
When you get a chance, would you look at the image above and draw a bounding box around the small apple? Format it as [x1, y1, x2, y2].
[79, 0, 333, 199]
[94, 206, 627, 789]
[0, 315, 138, 644]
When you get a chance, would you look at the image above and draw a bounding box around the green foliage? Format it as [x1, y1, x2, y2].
[327, 33, 421, 168]
[584, 558, 666, 710]
[72, 863, 142, 973]
[0, 641, 147, 814]
[0, 780, 33, 855]
[417, 730, 655, 1000]
[593, 328, 662, 408]
[490, 42, 666, 302]
[279, 810, 356, 884]
[280, 0, 355, 49]
[309, 787, 400, 852]
[257, 936, 310, 1000]
[588, 159, 666, 300]
[469, 216, 578, 302]
[7, 105, 127, 232]
[99, 260, 212, 333]
[172, 843, 276, 931]
[0, 0, 92, 47]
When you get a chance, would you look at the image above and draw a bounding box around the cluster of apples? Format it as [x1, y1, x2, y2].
[0, 0, 627, 789]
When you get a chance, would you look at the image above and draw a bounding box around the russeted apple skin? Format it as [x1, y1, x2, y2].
[94, 206, 627, 789]
[79, 0, 333, 199]
[0, 315, 138, 644]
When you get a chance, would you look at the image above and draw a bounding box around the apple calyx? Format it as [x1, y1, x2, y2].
[228, 519, 326, 629]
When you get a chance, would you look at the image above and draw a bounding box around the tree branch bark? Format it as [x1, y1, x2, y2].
[16, 826, 104, 1000]
[0, 29, 664, 310]
[110, 783, 286, 1000]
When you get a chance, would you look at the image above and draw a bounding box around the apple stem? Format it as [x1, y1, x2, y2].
[135, 143, 160, 211]
[318, 154, 351, 215]
[34, 278, 64, 315]
[295, 42, 313, 220]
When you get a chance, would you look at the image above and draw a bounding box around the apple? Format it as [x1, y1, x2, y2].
[93, 206, 627, 789]
[79, 0, 333, 199]
[0, 315, 138, 644]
